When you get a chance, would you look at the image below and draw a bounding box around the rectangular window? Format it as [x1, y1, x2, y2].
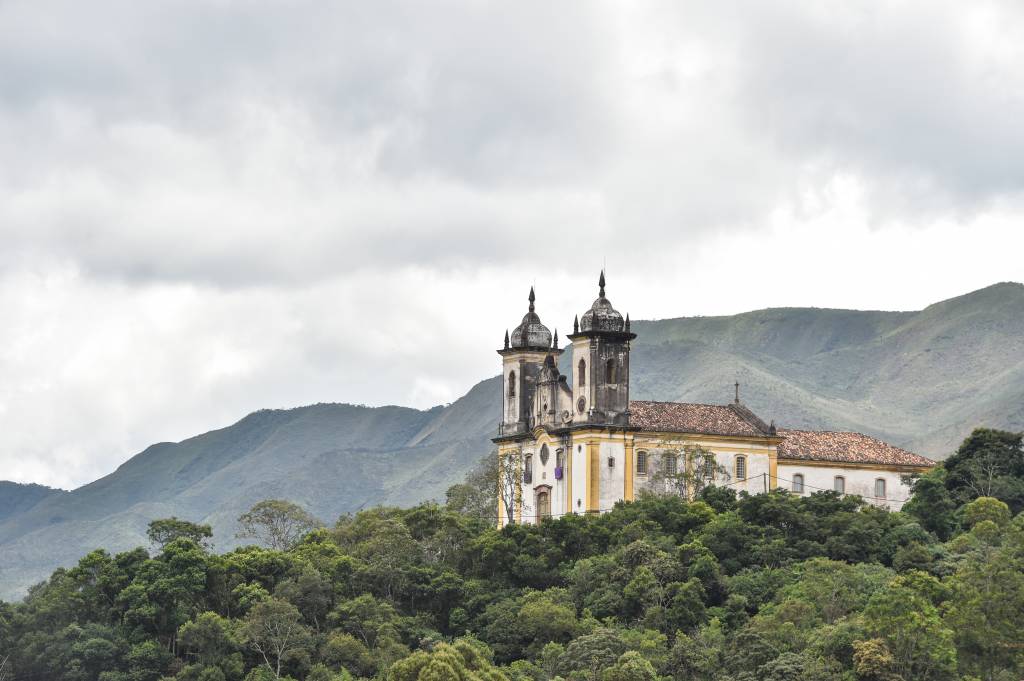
[735, 456, 747, 481]
[665, 454, 677, 475]
[636, 451, 647, 475]
[834, 476, 845, 494]
[792, 474, 804, 493]
[874, 478, 886, 499]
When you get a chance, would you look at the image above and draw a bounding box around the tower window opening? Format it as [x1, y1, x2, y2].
[508, 372, 516, 398]
[606, 359, 616, 383]
[578, 359, 586, 386]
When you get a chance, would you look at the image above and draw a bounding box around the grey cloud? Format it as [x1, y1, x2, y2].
[4, 1, 1023, 290]
[724, 1, 1024, 213]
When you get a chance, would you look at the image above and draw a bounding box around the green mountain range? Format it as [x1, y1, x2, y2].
[1, 282, 1022, 600]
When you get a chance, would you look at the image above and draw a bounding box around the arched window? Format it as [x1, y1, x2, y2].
[606, 359, 617, 383]
[508, 371, 516, 398]
[636, 451, 648, 475]
[792, 473, 804, 494]
[664, 453, 678, 475]
[524, 455, 533, 484]
[536, 489, 551, 519]
[578, 359, 586, 387]
[833, 476, 845, 494]
[874, 478, 886, 499]
[735, 455, 747, 481]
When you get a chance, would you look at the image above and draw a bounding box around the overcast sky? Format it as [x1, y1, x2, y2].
[1, 1, 1023, 489]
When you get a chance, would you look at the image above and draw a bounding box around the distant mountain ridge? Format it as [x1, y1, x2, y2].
[1, 282, 1022, 600]
[0, 482, 66, 523]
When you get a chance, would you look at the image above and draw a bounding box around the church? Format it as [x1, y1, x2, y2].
[493, 273, 935, 526]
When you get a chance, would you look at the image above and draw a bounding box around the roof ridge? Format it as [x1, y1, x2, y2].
[630, 399, 730, 408]
[781, 427, 914, 444]
[727, 402, 772, 435]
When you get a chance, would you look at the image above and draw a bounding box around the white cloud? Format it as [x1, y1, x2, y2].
[0, 0, 1023, 487]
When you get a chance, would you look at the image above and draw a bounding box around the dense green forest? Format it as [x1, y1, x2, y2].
[1, 428, 1022, 681]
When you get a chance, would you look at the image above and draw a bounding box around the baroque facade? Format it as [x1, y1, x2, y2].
[493, 274, 935, 526]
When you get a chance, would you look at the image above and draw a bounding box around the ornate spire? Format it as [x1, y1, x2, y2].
[598, 270, 606, 297]
[504, 329, 510, 350]
[735, 381, 740, 404]
[528, 286, 536, 312]
[625, 313, 630, 332]
[768, 420, 777, 436]
[552, 329, 558, 349]
[573, 315, 579, 334]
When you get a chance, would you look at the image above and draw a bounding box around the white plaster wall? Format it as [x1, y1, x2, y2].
[599, 441, 626, 510]
[631, 436, 775, 498]
[519, 445, 536, 523]
[778, 464, 914, 510]
[524, 441, 572, 524]
[571, 441, 587, 515]
[506, 433, 920, 527]
[707, 449, 772, 496]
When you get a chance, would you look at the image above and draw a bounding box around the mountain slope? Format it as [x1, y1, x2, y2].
[1, 282, 1022, 600]
[0, 482, 66, 523]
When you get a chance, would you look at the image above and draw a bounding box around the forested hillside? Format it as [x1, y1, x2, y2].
[0, 482, 65, 523]
[1, 282, 1022, 600]
[0, 428, 1022, 681]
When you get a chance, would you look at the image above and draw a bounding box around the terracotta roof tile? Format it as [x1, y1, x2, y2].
[777, 429, 935, 468]
[629, 400, 771, 437]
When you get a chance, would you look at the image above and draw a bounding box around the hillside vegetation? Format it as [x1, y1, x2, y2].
[0, 282, 1022, 599]
[0, 428, 1022, 681]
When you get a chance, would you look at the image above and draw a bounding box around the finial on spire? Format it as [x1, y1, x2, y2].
[735, 381, 740, 404]
[768, 420, 777, 436]
[504, 329, 510, 349]
[625, 313, 631, 332]
[573, 315, 579, 334]
[528, 286, 535, 311]
[553, 329, 558, 349]
[599, 270, 606, 297]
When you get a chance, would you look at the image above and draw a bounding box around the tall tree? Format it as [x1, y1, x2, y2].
[147, 517, 214, 551]
[237, 500, 321, 551]
[445, 452, 499, 520]
[943, 428, 1024, 512]
[652, 445, 729, 500]
[243, 598, 312, 679]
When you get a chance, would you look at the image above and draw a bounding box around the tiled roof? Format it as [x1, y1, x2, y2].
[777, 429, 935, 468]
[629, 400, 772, 437]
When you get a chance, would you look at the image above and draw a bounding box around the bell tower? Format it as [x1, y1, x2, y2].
[568, 272, 636, 426]
[498, 288, 561, 435]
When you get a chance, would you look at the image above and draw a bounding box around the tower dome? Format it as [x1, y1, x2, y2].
[509, 287, 553, 349]
[579, 271, 625, 333]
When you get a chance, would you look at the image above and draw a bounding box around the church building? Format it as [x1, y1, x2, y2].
[494, 274, 935, 526]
